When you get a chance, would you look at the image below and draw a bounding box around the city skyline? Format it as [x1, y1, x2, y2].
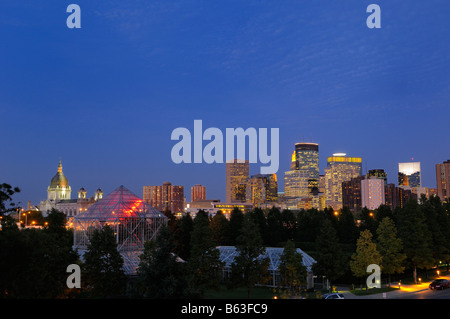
[1, 1, 449, 206]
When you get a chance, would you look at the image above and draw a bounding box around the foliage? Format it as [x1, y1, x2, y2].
[136, 225, 191, 298]
[278, 240, 307, 296]
[229, 216, 270, 298]
[188, 210, 223, 297]
[350, 230, 382, 279]
[82, 225, 127, 298]
[312, 219, 346, 288]
[376, 217, 406, 282]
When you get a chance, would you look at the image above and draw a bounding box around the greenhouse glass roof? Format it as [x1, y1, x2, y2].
[74, 185, 165, 221]
[217, 246, 316, 272]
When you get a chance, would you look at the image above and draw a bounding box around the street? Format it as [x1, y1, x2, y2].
[339, 276, 450, 299]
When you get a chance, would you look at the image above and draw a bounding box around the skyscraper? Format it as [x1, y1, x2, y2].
[361, 177, 386, 210]
[398, 162, 421, 188]
[342, 176, 365, 213]
[325, 153, 362, 210]
[294, 143, 319, 180]
[284, 170, 310, 198]
[246, 173, 278, 206]
[225, 159, 249, 203]
[191, 184, 206, 202]
[436, 160, 450, 202]
[143, 182, 184, 213]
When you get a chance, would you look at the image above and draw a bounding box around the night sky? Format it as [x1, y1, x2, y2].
[1, 1, 449, 206]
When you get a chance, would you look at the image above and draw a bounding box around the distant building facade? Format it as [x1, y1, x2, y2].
[436, 160, 450, 202]
[245, 173, 278, 206]
[226, 159, 249, 203]
[38, 160, 102, 217]
[191, 184, 206, 202]
[361, 177, 386, 210]
[143, 182, 184, 214]
[398, 162, 421, 188]
[324, 153, 362, 210]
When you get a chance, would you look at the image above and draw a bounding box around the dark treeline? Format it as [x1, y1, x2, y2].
[1, 182, 449, 298]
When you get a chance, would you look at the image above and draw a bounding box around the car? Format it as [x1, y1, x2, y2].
[429, 279, 450, 290]
[322, 292, 345, 299]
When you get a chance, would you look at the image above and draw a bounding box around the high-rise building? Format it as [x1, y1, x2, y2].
[398, 162, 421, 188]
[294, 143, 319, 180]
[342, 176, 365, 213]
[324, 153, 362, 210]
[226, 159, 249, 203]
[436, 160, 450, 202]
[284, 170, 310, 199]
[191, 184, 206, 202]
[367, 169, 387, 185]
[361, 177, 386, 210]
[385, 183, 417, 210]
[245, 173, 278, 206]
[143, 182, 184, 214]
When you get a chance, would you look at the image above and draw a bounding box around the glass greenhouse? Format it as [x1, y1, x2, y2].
[73, 185, 167, 275]
[217, 246, 317, 289]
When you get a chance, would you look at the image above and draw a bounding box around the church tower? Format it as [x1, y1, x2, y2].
[47, 160, 72, 201]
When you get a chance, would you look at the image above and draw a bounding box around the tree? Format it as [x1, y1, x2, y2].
[376, 217, 405, 285]
[396, 200, 434, 283]
[82, 225, 127, 297]
[280, 209, 297, 242]
[229, 216, 270, 298]
[421, 196, 450, 269]
[0, 183, 20, 216]
[163, 208, 178, 235]
[247, 208, 269, 245]
[172, 213, 194, 261]
[312, 219, 346, 291]
[0, 219, 78, 298]
[350, 230, 382, 289]
[209, 210, 229, 246]
[188, 210, 223, 297]
[336, 207, 358, 244]
[266, 206, 283, 246]
[279, 240, 307, 297]
[137, 225, 190, 298]
[227, 208, 244, 245]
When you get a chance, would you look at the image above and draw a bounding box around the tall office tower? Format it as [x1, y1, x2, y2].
[226, 159, 249, 203]
[246, 174, 278, 206]
[398, 162, 421, 188]
[284, 170, 310, 198]
[143, 182, 184, 213]
[361, 177, 386, 210]
[436, 160, 450, 202]
[367, 169, 387, 185]
[191, 184, 206, 202]
[342, 176, 365, 213]
[385, 183, 417, 210]
[319, 174, 325, 193]
[264, 173, 278, 202]
[324, 153, 362, 210]
[294, 143, 319, 179]
[290, 151, 298, 170]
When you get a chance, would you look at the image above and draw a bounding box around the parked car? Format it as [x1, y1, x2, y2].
[322, 292, 345, 299]
[429, 279, 450, 290]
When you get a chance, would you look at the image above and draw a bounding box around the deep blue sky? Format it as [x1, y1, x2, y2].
[1, 1, 449, 205]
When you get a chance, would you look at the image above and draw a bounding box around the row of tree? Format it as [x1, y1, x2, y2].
[1, 182, 449, 298]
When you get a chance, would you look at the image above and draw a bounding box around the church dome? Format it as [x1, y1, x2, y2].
[50, 160, 69, 188]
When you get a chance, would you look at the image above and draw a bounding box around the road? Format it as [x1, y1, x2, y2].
[339, 276, 450, 299]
